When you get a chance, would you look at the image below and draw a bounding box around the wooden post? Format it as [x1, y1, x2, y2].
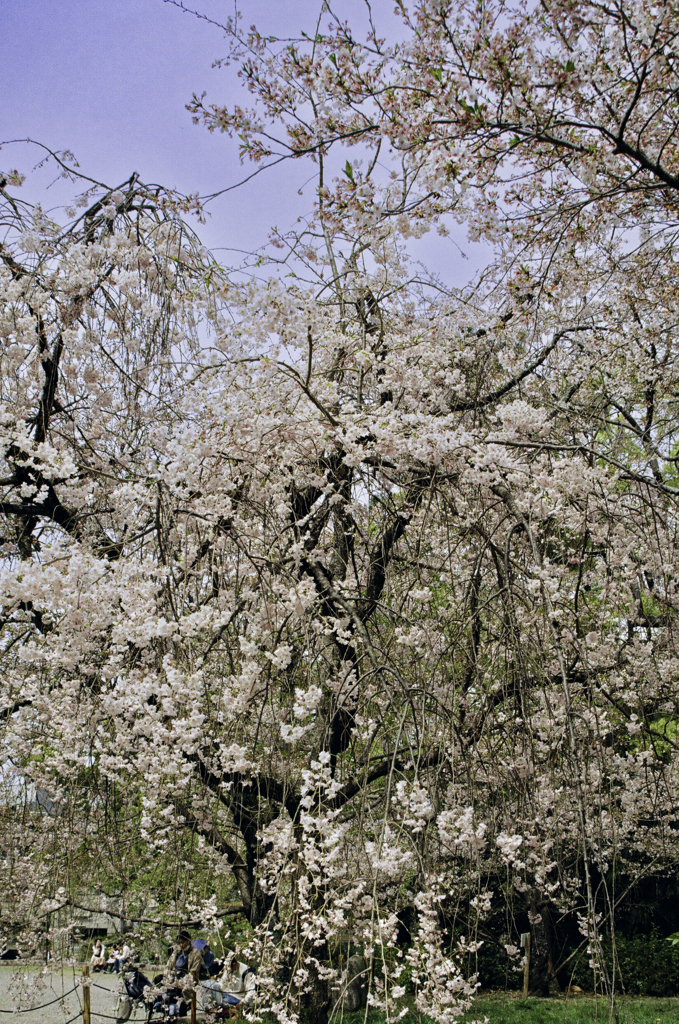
[521, 932, 531, 998]
[82, 963, 91, 1024]
[191, 988, 197, 1024]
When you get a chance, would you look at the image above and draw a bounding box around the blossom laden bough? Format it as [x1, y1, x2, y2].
[5, 0, 679, 1016]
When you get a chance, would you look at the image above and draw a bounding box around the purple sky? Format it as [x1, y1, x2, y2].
[1, 0, 486, 278]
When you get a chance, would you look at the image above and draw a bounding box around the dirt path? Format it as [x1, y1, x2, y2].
[0, 963, 221, 1022]
[0, 963, 119, 1021]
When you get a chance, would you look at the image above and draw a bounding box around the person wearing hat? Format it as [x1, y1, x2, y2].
[166, 930, 205, 985]
[154, 931, 206, 1019]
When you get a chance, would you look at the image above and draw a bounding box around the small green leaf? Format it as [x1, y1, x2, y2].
[344, 161, 355, 182]
[565, 59, 575, 72]
[432, 67, 443, 83]
[329, 53, 337, 67]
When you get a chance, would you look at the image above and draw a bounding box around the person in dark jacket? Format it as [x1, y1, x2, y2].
[155, 930, 205, 1018]
[166, 930, 204, 984]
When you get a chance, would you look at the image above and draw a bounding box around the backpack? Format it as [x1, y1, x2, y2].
[125, 969, 151, 1001]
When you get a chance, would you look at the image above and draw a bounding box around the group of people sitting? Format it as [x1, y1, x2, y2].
[98, 927, 255, 1020]
[91, 939, 133, 974]
[156, 929, 255, 1019]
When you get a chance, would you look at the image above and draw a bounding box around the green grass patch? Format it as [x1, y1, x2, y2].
[338, 996, 679, 1024]
[463, 994, 679, 1024]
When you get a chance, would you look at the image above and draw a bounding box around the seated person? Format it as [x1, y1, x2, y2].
[90, 940, 106, 972]
[192, 938, 220, 978]
[154, 930, 205, 1019]
[166, 930, 204, 984]
[201, 954, 255, 1015]
[114, 942, 133, 974]
[106, 946, 120, 973]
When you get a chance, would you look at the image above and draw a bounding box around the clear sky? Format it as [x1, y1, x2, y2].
[1, 0, 487, 279]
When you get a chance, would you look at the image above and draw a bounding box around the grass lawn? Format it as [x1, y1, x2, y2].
[340, 995, 679, 1024]
[463, 994, 679, 1024]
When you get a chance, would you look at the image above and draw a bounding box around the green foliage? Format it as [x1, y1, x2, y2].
[473, 940, 519, 992]
[611, 932, 679, 996]
[477, 932, 679, 996]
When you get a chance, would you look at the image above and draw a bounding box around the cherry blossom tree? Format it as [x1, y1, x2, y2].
[3, 0, 679, 1018]
[184, 0, 679, 997]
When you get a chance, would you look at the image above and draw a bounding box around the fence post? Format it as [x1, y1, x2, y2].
[191, 988, 197, 1024]
[520, 932, 531, 998]
[82, 963, 91, 1024]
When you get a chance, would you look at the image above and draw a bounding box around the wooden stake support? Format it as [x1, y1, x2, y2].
[82, 964, 91, 1024]
[520, 932, 531, 998]
[191, 988, 197, 1024]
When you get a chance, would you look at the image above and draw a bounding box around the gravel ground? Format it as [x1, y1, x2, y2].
[0, 963, 176, 1022]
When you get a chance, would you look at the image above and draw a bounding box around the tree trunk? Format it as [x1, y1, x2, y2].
[528, 897, 553, 997]
[299, 959, 330, 1024]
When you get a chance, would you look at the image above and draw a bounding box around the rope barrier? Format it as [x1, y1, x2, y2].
[0, 1003, 124, 1022]
[0, 974, 180, 1020]
[0, 1005, 123, 1022]
[0, 984, 78, 1012]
